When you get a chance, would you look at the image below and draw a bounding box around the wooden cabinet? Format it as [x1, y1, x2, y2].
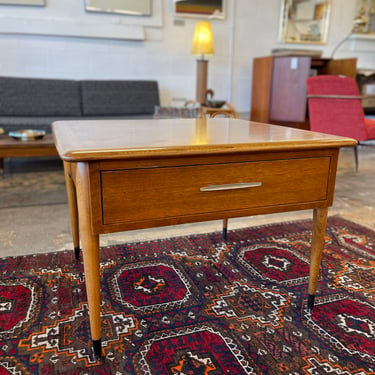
[250, 56, 357, 129]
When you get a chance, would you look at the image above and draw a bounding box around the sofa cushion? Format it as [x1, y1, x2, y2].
[0, 77, 82, 117]
[80, 80, 159, 116]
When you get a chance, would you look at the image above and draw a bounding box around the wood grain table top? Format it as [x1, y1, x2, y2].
[52, 118, 357, 162]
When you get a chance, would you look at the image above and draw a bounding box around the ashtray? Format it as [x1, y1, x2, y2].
[9, 129, 46, 141]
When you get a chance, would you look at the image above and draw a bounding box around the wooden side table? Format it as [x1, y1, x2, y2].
[53, 118, 356, 358]
[0, 133, 58, 173]
[202, 102, 239, 118]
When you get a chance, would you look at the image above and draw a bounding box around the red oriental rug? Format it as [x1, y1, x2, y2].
[1, 216, 374, 374]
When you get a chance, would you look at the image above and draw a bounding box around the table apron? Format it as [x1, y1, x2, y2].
[87, 150, 339, 234]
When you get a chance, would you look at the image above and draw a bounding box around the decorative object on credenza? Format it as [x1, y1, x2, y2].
[352, 0, 375, 33]
[174, 0, 224, 19]
[85, 0, 152, 16]
[8, 129, 46, 141]
[206, 100, 225, 108]
[330, 12, 369, 58]
[0, 0, 44, 4]
[153, 105, 202, 119]
[192, 21, 214, 105]
[279, 0, 331, 44]
[205, 89, 225, 108]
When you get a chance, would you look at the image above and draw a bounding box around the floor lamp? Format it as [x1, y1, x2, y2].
[192, 21, 214, 105]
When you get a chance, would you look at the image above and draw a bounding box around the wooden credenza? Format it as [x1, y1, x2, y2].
[250, 55, 357, 129]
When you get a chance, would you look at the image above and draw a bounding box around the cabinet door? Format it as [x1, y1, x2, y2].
[250, 56, 274, 123]
[324, 58, 357, 79]
[269, 56, 311, 123]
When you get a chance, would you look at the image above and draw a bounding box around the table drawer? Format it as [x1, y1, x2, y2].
[100, 157, 330, 225]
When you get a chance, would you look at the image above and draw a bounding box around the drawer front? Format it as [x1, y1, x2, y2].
[100, 157, 330, 225]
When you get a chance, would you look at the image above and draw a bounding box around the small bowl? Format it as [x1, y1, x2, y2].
[206, 100, 226, 108]
[9, 129, 46, 141]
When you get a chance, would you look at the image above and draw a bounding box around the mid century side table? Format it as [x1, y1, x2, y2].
[0, 133, 58, 173]
[52, 118, 356, 357]
[201, 102, 239, 119]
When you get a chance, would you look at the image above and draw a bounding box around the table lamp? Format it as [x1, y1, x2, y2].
[192, 21, 214, 105]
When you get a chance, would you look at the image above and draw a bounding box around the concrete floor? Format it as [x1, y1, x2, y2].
[0, 145, 374, 257]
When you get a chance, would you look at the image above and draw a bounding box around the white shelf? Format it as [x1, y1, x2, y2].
[0, 0, 162, 41]
[351, 33, 375, 40]
[0, 16, 145, 41]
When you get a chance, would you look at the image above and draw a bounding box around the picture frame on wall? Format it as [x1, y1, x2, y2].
[85, 0, 152, 16]
[0, 0, 45, 5]
[173, 0, 225, 19]
[279, 0, 331, 44]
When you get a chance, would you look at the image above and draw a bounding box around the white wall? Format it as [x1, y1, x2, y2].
[0, 0, 374, 112]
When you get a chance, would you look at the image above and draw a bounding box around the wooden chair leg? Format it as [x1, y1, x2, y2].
[354, 145, 358, 172]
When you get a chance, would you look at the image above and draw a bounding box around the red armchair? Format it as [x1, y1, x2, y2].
[306, 75, 375, 171]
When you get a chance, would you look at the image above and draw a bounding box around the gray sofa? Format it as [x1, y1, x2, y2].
[0, 76, 160, 134]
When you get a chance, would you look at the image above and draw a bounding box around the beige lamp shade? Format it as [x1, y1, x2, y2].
[192, 21, 214, 57]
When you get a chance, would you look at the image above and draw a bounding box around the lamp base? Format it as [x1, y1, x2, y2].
[196, 59, 208, 105]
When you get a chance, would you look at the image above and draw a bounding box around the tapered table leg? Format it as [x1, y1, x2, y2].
[76, 162, 102, 358]
[222, 218, 228, 241]
[63, 161, 81, 260]
[308, 207, 328, 312]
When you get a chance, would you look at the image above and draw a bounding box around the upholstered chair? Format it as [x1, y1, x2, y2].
[306, 75, 375, 171]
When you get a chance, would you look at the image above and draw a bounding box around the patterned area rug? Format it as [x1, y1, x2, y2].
[1, 216, 374, 374]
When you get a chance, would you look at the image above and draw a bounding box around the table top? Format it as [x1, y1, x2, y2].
[52, 118, 357, 162]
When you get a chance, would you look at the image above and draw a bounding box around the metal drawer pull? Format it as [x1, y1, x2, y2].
[200, 182, 262, 192]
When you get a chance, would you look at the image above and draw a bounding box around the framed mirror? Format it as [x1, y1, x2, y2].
[0, 0, 44, 5]
[279, 0, 331, 44]
[173, 0, 224, 19]
[85, 0, 152, 16]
